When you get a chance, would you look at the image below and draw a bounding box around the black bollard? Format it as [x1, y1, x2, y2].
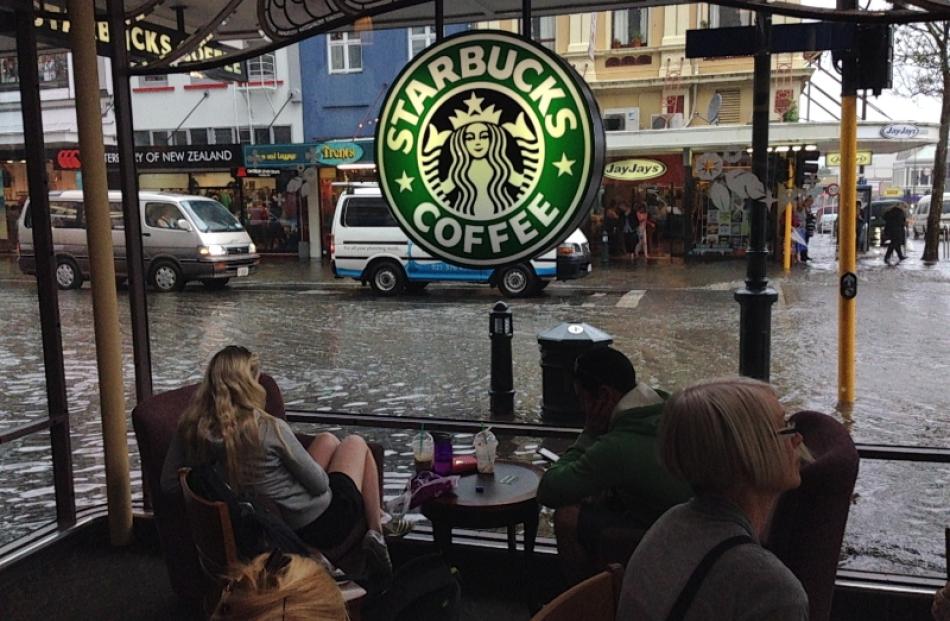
[489, 301, 514, 418]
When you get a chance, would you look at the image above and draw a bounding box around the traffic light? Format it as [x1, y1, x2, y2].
[795, 150, 820, 187]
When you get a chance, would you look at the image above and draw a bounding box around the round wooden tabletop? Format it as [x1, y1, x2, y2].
[422, 461, 542, 517]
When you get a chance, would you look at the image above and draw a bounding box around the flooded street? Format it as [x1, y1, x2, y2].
[1, 233, 948, 576]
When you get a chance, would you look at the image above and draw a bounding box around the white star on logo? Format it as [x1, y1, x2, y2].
[553, 153, 576, 177]
[396, 171, 414, 192]
[463, 91, 484, 114]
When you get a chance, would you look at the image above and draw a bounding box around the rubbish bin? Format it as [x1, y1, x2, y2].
[537, 322, 613, 422]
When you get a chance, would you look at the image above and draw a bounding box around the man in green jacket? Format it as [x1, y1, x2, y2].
[537, 346, 692, 583]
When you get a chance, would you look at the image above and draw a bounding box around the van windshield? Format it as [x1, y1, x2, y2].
[183, 200, 244, 233]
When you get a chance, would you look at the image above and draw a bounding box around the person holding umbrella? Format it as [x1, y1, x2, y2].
[882, 202, 908, 265]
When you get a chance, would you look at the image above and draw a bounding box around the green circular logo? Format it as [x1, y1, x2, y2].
[376, 30, 603, 268]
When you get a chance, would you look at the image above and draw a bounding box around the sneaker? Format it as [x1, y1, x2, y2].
[362, 529, 393, 591]
[383, 517, 414, 538]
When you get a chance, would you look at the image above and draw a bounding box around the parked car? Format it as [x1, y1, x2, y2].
[18, 190, 259, 291]
[330, 185, 591, 297]
[912, 192, 950, 239]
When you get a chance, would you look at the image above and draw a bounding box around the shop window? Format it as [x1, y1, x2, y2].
[1, 52, 69, 89]
[213, 128, 234, 144]
[710, 7, 752, 28]
[140, 74, 168, 87]
[409, 26, 437, 58]
[254, 128, 271, 145]
[133, 131, 151, 146]
[328, 32, 362, 74]
[190, 129, 209, 145]
[272, 126, 292, 144]
[612, 9, 648, 48]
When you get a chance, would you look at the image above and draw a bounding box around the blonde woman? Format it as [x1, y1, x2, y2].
[161, 346, 389, 581]
[617, 377, 809, 621]
[212, 551, 348, 620]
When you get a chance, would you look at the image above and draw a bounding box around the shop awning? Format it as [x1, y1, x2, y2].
[606, 120, 941, 157]
[2, 1, 947, 76]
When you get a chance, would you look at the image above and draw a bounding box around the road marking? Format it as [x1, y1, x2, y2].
[616, 290, 646, 308]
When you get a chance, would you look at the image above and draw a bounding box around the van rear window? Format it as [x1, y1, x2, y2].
[343, 198, 398, 228]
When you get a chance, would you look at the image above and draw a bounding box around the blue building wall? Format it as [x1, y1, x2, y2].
[300, 26, 468, 143]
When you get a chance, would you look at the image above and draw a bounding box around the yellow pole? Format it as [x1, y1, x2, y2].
[838, 96, 857, 406]
[68, 0, 133, 545]
[784, 156, 794, 271]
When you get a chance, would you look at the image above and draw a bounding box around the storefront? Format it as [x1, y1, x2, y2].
[242, 139, 373, 259]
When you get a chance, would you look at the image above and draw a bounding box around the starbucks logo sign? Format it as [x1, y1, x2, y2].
[377, 31, 603, 267]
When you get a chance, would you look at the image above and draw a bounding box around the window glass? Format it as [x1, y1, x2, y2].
[141, 74, 168, 86]
[144, 202, 186, 230]
[254, 128, 271, 145]
[133, 131, 151, 146]
[48, 201, 82, 229]
[171, 130, 187, 146]
[347, 44, 362, 72]
[272, 126, 292, 144]
[239, 128, 251, 144]
[190, 129, 209, 145]
[109, 202, 124, 230]
[532, 16, 556, 50]
[214, 128, 234, 144]
[711, 7, 751, 28]
[612, 9, 648, 47]
[409, 26, 436, 57]
[329, 32, 362, 73]
[152, 131, 170, 146]
[183, 200, 244, 233]
[343, 198, 398, 227]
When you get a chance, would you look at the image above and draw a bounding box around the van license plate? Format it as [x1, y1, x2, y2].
[237, 267, 249, 277]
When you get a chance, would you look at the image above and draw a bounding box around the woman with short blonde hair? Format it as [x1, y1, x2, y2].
[212, 551, 347, 621]
[617, 377, 810, 621]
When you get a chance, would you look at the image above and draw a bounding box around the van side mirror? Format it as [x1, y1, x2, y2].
[176, 219, 192, 232]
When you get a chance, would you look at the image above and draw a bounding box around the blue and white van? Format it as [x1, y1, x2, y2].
[330, 186, 590, 297]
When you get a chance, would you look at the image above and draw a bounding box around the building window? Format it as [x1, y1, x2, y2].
[408, 26, 437, 58]
[710, 7, 752, 28]
[254, 128, 271, 145]
[151, 130, 169, 146]
[665, 95, 685, 115]
[328, 32, 362, 74]
[133, 131, 151, 146]
[239, 128, 251, 144]
[170, 130, 187, 146]
[140, 74, 168, 87]
[213, 128, 234, 144]
[272, 125, 292, 144]
[716, 88, 741, 124]
[612, 9, 648, 48]
[248, 54, 277, 82]
[189, 129, 209, 145]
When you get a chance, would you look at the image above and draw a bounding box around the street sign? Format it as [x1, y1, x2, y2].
[604, 159, 667, 182]
[686, 22, 856, 59]
[376, 30, 604, 268]
[826, 151, 872, 167]
[883, 187, 903, 197]
[826, 183, 840, 197]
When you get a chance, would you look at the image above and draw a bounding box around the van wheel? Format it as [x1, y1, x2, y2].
[369, 261, 405, 296]
[150, 260, 184, 292]
[497, 264, 538, 298]
[201, 278, 230, 290]
[55, 258, 83, 290]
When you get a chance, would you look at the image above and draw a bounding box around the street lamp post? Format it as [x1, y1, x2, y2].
[489, 301, 515, 418]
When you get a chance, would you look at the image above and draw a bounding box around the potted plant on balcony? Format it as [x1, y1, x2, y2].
[631, 32, 644, 47]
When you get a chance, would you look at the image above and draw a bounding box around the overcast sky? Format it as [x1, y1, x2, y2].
[797, 0, 944, 124]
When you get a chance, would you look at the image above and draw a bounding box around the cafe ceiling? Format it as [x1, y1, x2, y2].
[4, 0, 950, 73]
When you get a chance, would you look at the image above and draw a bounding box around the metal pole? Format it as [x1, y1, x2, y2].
[14, 3, 76, 530]
[435, 0, 444, 41]
[838, 0, 858, 408]
[682, 148, 693, 254]
[68, 0, 133, 546]
[107, 0, 153, 404]
[735, 11, 778, 381]
[522, 0, 532, 39]
[784, 156, 794, 271]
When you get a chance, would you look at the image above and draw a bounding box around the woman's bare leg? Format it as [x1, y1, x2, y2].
[307, 432, 340, 470]
[327, 434, 382, 532]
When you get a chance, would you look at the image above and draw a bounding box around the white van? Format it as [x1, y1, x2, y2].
[17, 190, 260, 292]
[912, 192, 950, 239]
[330, 186, 591, 297]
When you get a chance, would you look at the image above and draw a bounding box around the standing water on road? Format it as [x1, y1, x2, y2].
[0, 234, 948, 575]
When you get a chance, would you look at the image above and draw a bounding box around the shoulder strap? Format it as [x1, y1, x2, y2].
[665, 535, 755, 621]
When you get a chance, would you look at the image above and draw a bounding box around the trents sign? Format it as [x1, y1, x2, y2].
[33, 16, 246, 82]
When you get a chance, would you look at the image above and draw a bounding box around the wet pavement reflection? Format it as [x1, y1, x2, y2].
[0, 233, 948, 574]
